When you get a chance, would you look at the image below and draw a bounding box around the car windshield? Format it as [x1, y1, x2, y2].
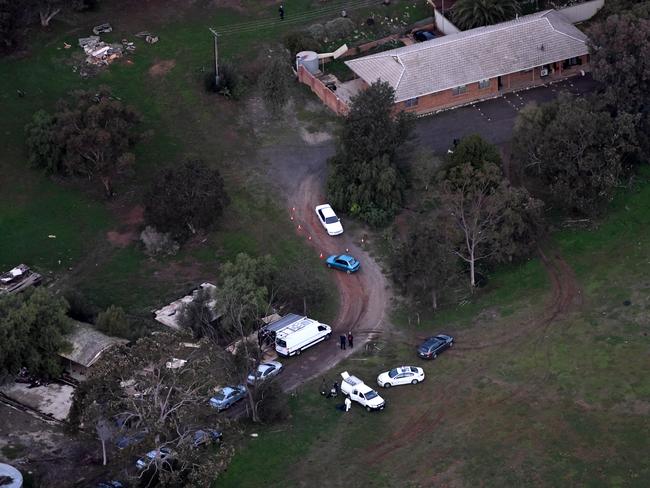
[213, 392, 226, 401]
[366, 390, 378, 400]
[277, 339, 287, 348]
[388, 369, 398, 378]
[325, 216, 338, 224]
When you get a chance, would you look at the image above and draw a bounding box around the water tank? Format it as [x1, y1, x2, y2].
[0, 464, 23, 488]
[296, 51, 319, 74]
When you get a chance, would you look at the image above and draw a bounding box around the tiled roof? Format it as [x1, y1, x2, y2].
[345, 10, 589, 102]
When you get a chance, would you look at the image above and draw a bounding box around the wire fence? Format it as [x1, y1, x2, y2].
[214, 0, 383, 36]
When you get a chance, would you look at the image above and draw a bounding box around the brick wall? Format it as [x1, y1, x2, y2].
[398, 78, 499, 114]
[297, 66, 349, 116]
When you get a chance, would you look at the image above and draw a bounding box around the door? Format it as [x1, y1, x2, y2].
[497, 76, 503, 91]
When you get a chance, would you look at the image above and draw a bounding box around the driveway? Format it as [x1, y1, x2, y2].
[415, 75, 600, 153]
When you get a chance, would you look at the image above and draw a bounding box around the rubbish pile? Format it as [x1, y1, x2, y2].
[78, 35, 125, 66]
[135, 31, 159, 44]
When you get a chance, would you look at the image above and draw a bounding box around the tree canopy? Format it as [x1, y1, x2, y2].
[25, 86, 141, 197]
[258, 53, 292, 114]
[0, 288, 72, 381]
[144, 159, 229, 242]
[451, 0, 520, 30]
[512, 94, 638, 215]
[327, 81, 413, 227]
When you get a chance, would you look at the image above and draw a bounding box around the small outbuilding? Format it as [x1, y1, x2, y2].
[154, 283, 218, 330]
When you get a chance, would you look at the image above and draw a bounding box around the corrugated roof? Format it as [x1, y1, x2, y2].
[60, 321, 128, 368]
[345, 10, 589, 102]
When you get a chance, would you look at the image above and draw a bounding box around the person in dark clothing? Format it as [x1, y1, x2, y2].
[333, 381, 340, 396]
[339, 334, 346, 350]
[279, 4, 284, 20]
[347, 331, 354, 348]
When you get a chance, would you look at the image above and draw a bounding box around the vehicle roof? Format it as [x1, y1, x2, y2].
[259, 361, 280, 370]
[219, 386, 240, 395]
[336, 254, 355, 261]
[321, 206, 336, 218]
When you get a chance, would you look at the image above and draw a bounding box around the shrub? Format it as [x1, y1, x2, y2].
[140, 226, 179, 256]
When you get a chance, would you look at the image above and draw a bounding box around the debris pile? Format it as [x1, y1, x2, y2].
[135, 31, 159, 44]
[92, 22, 113, 35]
[78, 35, 125, 66]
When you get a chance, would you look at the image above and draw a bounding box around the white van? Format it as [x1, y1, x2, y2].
[275, 317, 332, 357]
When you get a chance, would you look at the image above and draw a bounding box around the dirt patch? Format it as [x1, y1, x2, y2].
[149, 59, 176, 77]
[106, 204, 145, 247]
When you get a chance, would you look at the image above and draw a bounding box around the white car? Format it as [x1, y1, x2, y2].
[136, 447, 174, 470]
[315, 204, 343, 236]
[377, 366, 425, 388]
[247, 361, 283, 385]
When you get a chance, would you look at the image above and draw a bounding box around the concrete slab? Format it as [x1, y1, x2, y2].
[1, 382, 74, 421]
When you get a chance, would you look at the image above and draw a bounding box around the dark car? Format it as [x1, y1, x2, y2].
[417, 334, 454, 359]
[413, 30, 436, 42]
[192, 429, 223, 448]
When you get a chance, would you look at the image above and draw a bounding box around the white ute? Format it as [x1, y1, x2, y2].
[340, 371, 386, 412]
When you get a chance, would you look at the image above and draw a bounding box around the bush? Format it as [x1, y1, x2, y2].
[283, 31, 323, 59]
[140, 226, 179, 256]
[306, 23, 327, 42]
[64, 289, 99, 323]
[254, 380, 290, 423]
[204, 62, 242, 99]
[96, 305, 131, 338]
[325, 17, 355, 41]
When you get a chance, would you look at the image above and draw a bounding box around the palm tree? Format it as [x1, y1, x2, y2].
[451, 0, 522, 30]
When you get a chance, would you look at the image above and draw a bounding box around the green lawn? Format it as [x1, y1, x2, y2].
[3, 0, 421, 318]
[217, 170, 650, 487]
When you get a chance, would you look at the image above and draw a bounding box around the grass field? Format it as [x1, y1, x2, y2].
[217, 169, 650, 487]
[2, 0, 429, 320]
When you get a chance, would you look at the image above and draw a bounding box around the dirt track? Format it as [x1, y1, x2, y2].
[279, 174, 391, 391]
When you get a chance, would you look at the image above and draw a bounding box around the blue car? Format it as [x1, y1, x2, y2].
[209, 385, 248, 411]
[326, 254, 360, 274]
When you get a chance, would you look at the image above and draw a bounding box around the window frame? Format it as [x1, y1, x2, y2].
[452, 84, 468, 96]
[478, 79, 491, 90]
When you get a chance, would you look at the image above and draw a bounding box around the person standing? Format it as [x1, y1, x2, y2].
[279, 4, 285, 20]
[347, 331, 354, 348]
[344, 397, 352, 412]
[339, 334, 346, 350]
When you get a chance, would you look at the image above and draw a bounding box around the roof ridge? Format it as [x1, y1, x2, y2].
[542, 10, 588, 44]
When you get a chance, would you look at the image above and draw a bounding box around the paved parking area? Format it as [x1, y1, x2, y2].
[415, 75, 600, 154]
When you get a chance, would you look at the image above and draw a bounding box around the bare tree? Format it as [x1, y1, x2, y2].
[95, 417, 114, 466]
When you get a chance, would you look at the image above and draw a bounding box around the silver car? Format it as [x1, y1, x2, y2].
[247, 361, 283, 385]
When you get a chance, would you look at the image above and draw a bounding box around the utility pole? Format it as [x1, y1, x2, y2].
[208, 28, 220, 87]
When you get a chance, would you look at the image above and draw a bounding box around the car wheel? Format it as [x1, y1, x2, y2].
[411, 379, 419, 385]
[225, 402, 231, 410]
[326, 333, 331, 339]
[384, 383, 391, 388]
[346, 270, 351, 274]
[449, 341, 453, 348]
[366, 406, 371, 412]
[295, 348, 302, 356]
[433, 353, 437, 359]
[327, 264, 332, 268]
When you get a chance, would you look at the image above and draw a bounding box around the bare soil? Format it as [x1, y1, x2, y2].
[148, 59, 176, 77]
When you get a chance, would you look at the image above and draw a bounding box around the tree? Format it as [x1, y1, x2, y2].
[512, 94, 638, 215]
[0, 1, 16, 51]
[451, 0, 521, 30]
[589, 12, 650, 152]
[214, 253, 276, 422]
[437, 161, 543, 288]
[25, 86, 141, 197]
[0, 288, 72, 381]
[179, 286, 218, 340]
[390, 221, 458, 310]
[258, 53, 292, 114]
[96, 305, 130, 338]
[27, 0, 89, 27]
[327, 81, 413, 227]
[144, 160, 229, 242]
[272, 255, 328, 315]
[449, 133, 502, 168]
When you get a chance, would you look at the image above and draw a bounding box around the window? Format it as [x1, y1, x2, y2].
[563, 56, 583, 69]
[452, 84, 468, 96]
[404, 97, 419, 107]
[478, 79, 490, 90]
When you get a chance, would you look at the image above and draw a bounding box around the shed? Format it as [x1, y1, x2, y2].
[59, 321, 128, 378]
[154, 283, 219, 330]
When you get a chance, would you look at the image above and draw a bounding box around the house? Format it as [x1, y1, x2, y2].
[59, 321, 129, 379]
[343, 10, 590, 115]
[0, 264, 42, 295]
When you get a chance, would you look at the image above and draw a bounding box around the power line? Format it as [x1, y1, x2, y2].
[215, 0, 381, 36]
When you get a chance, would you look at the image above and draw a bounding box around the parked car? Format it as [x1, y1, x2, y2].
[247, 361, 283, 385]
[97, 482, 124, 488]
[340, 371, 386, 411]
[192, 429, 223, 448]
[326, 254, 360, 274]
[413, 29, 436, 42]
[115, 430, 147, 450]
[209, 385, 248, 411]
[136, 447, 174, 470]
[417, 334, 454, 359]
[315, 203, 343, 236]
[377, 366, 425, 388]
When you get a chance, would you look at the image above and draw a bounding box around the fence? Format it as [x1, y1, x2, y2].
[297, 66, 349, 116]
[557, 0, 605, 24]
